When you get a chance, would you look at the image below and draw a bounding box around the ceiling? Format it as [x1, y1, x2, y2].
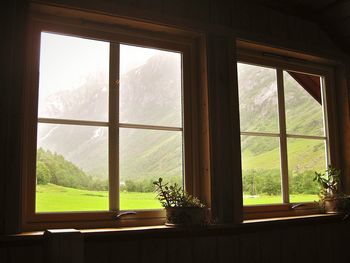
[254, 0, 350, 56]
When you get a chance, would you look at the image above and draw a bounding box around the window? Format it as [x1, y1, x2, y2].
[36, 32, 183, 213]
[236, 46, 336, 219]
[22, 7, 207, 230]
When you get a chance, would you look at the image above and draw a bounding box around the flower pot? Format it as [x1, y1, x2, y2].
[324, 199, 338, 213]
[165, 207, 206, 226]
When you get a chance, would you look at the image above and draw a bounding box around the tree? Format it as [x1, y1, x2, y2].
[36, 161, 51, 184]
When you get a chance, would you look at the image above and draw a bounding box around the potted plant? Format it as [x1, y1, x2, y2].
[314, 166, 350, 214]
[153, 178, 207, 226]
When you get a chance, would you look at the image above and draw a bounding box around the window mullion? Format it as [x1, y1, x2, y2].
[320, 77, 331, 167]
[109, 42, 120, 212]
[277, 68, 290, 204]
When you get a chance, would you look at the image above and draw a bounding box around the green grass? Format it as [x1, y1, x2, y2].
[36, 184, 319, 212]
[36, 184, 161, 212]
[242, 139, 326, 172]
[243, 194, 319, 206]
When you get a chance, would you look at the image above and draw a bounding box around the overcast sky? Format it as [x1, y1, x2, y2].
[38, 32, 160, 106]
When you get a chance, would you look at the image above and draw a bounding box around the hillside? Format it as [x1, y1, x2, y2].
[238, 63, 326, 197]
[38, 52, 182, 184]
[37, 58, 327, 195]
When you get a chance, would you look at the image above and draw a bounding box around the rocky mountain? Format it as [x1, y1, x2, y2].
[37, 58, 327, 185]
[37, 53, 182, 181]
[238, 63, 326, 173]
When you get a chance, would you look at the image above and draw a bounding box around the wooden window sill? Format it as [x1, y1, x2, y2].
[1, 213, 345, 243]
[243, 213, 344, 225]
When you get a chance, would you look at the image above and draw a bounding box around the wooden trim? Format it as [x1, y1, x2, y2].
[286, 134, 326, 140]
[237, 48, 334, 78]
[240, 131, 279, 137]
[237, 40, 338, 220]
[109, 42, 119, 212]
[236, 39, 340, 66]
[241, 131, 326, 140]
[22, 210, 166, 231]
[8, 213, 343, 241]
[21, 22, 42, 228]
[207, 35, 243, 224]
[119, 123, 182, 132]
[276, 68, 290, 203]
[197, 35, 211, 208]
[243, 203, 321, 220]
[29, 2, 203, 43]
[38, 118, 108, 127]
[21, 7, 208, 231]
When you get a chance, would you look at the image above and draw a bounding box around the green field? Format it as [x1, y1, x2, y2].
[243, 194, 318, 206]
[36, 184, 162, 212]
[36, 184, 319, 212]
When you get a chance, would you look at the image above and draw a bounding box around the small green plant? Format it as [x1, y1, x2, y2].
[153, 178, 205, 208]
[314, 166, 350, 216]
[313, 166, 342, 200]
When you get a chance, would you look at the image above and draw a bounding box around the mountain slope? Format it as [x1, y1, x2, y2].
[38, 53, 182, 182]
[37, 59, 327, 191]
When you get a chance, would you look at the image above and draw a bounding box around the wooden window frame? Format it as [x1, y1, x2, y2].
[236, 41, 340, 220]
[21, 4, 210, 231]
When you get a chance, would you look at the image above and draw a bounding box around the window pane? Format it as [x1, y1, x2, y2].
[238, 63, 279, 133]
[120, 44, 182, 127]
[241, 135, 282, 205]
[119, 128, 183, 210]
[38, 32, 109, 121]
[288, 138, 327, 203]
[284, 71, 324, 136]
[36, 123, 108, 212]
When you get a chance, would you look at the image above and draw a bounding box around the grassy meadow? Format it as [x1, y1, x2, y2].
[36, 184, 162, 212]
[36, 184, 318, 212]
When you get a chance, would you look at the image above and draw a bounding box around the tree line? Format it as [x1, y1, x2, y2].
[242, 169, 319, 196]
[37, 148, 182, 192]
[37, 148, 108, 191]
[38, 149, 318, 195]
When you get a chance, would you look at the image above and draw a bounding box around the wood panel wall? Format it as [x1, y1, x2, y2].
[1, 0, 29, 234]
[1, 0, 350, 262]
[1, 220, 350, 263]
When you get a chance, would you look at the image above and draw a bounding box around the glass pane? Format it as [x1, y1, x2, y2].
[288, 138, 327, 203]
[119, 128, 183, 210]
[38, 32, 109, 121]
[238, 63, 279, 133]
[241, 135, 282, 205]
[284, 71, 324, 136]
[36, 123, 108, 212]
[120, 44, 182, 127]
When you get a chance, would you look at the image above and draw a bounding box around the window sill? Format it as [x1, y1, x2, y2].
[243, 213, 344, 226]
[1, 213, 344, 243]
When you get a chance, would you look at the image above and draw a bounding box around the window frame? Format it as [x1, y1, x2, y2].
[21, 4, 209, 231]
[236, 42, 340, 220]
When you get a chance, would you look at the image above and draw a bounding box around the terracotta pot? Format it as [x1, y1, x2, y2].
[165, 207, 206, 226]
[324, 199, 338, 213]
[324, 197, 350, 214]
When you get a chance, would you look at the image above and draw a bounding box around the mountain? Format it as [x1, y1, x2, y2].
[238, 63, 326, 173]
[38, 53, 182, 182]
[37, 58, 327, 191]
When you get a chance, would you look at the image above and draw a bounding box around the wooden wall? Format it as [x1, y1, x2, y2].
[1, 0, 350, 262]
[84, 221, 350, 263]
[1, 219, 350, 263]
[1, 0, 29, 234]
[32, 0, 344, 59]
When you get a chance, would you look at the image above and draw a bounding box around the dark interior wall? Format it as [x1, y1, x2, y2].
[1, 220, 350, 262]
[1, 0, 350, 262]
[34, 0, 342, 58]
[1, 0, 28, 235]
